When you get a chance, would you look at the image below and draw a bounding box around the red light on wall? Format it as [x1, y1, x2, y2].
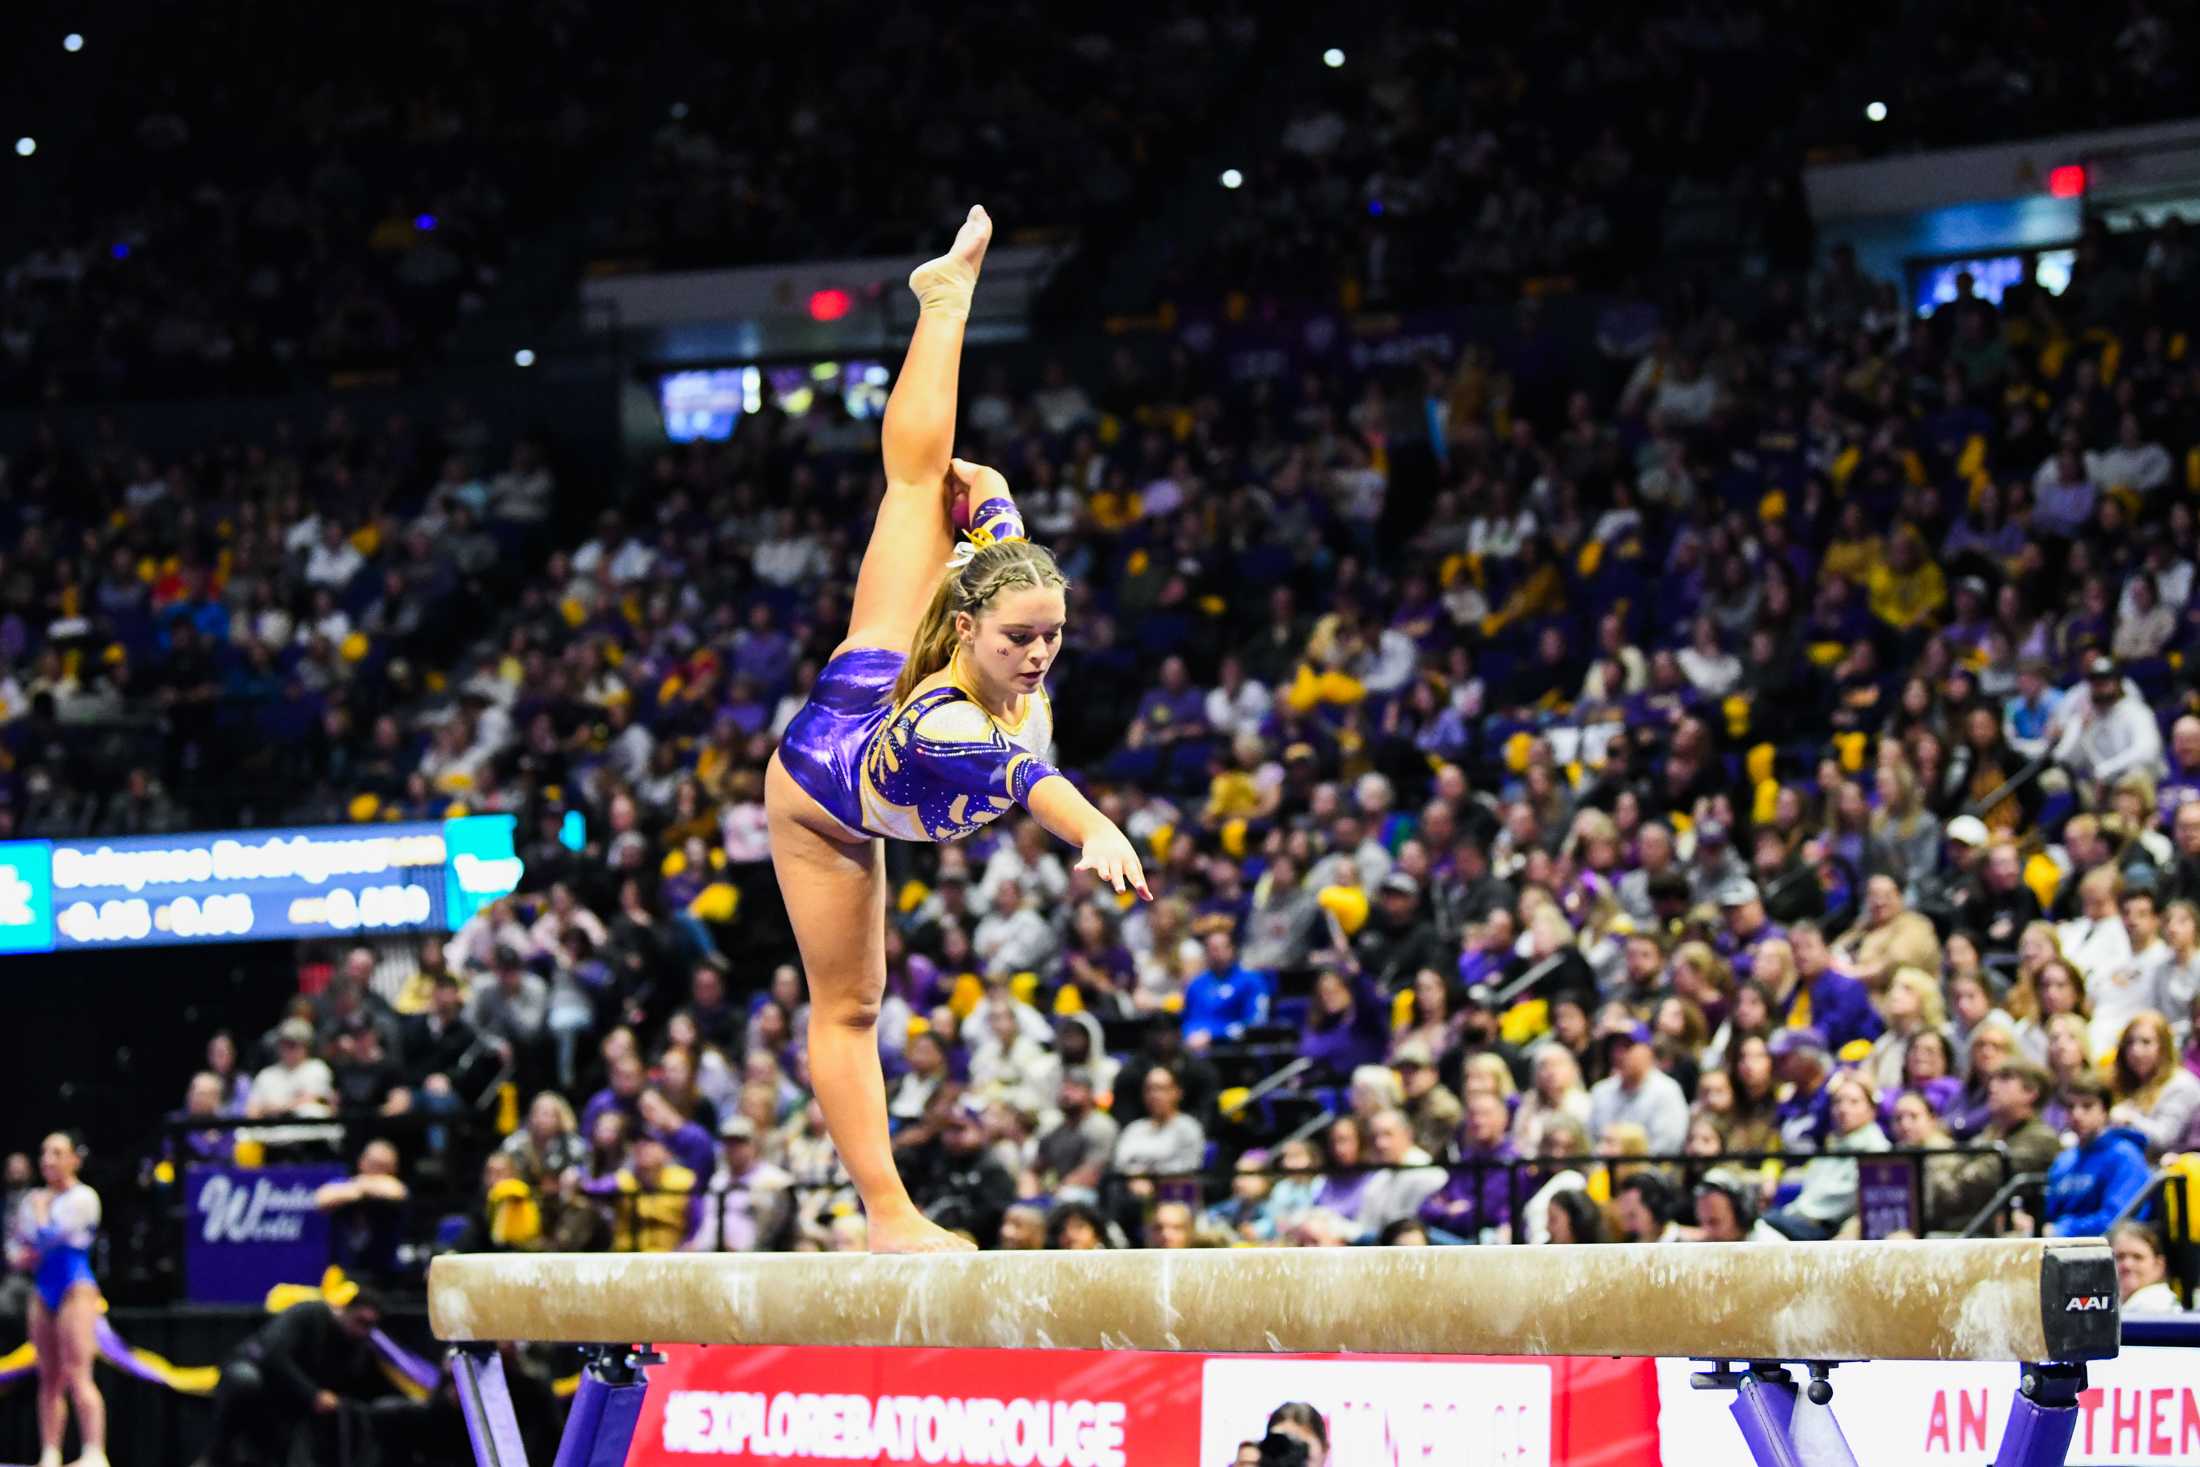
[2047, 165, 2087, 198]
[808, 288, 852, 322]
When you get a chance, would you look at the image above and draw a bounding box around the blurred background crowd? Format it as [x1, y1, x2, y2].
[0, 0, 2196, 1328]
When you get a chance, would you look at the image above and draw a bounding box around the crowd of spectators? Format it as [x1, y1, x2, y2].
[0, 400, 559, 834]
[1171, 0, 2195, 308]
[0, 0, 643, 399]
[68, 195, 2170, 1320]
[11, 0, 2193, 404]
[9, 0, 2189, 407]
[591, 0, 1264, 270]
[0, 7, 2194, 1326]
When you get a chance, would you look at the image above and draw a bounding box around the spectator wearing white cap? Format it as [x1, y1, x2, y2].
[1390, 1041, 1462, 1159]
[684, 1115, 793, 1252]
[247, 1019, 337, 1120]
[1353, 872, 1447, 988]
[1586, 1022, 1687, 1153]
[1686, 820, 1746, 905]
[1714, 878, 1784, 983]
[1929, 813, 1992, 914]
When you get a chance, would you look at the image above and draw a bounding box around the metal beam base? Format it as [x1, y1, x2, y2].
[455, 1344, 657, 1467]
[1694, 1359, 2090, 1467]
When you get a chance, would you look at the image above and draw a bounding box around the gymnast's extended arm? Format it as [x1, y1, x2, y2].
[1026, 775, 1150, 899]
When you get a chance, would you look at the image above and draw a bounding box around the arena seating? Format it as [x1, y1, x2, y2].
[0, 7, 2194, 1313]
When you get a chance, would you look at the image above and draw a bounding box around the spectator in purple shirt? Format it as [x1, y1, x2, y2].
[1876, 1028, 1965, 1127]
[1785, 921, 1885, 1053]
[1771, 1028, 1836, 1152]
[1418, 1091, 1517, 1243]
[730, 603, 792, 692]
[637, 1088, 715, 1180]
[721, 676, 771, 735]
[1457, 908, 1516, 989]
[1715, 879, 1786, 982]
[1299, 967, 1389, 1082]
[581, 1054, 647, 1140]
[171, 1072, 237, 1165]
[1108, 655, 1212, 789]
[2158, 716, 2200, 825]
[2031, 444, 2098, 539]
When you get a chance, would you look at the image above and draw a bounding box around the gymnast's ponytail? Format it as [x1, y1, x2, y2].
[891, 540, 1068, 706]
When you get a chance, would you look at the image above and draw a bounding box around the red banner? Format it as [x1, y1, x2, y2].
[629, 1344, 1661, 1467]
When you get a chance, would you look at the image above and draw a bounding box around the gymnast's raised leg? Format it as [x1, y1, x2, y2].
[763, 207, 993, 1254]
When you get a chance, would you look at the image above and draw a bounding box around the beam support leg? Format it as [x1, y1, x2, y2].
[1992, 1363, 2088, 1467]
[454, 1347, 533, 1467]
[552, 1350, 657, 1467]
[1728, 1367, 1804, 1467]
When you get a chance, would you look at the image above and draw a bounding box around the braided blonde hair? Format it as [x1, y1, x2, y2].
[892, 539, 1068, 705]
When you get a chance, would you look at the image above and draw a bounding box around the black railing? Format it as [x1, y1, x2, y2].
[1962, 752, 2051, 824]
[1958, 1170, 2051, 1239]
[411, 1145, 2023, 1259]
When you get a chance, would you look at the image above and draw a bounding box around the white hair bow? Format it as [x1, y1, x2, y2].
[946, 539, 980, 571]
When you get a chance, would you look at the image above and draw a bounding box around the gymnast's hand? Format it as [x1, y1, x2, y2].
[947, 457, 1010, 530]
[1075, 824, 1152, 900]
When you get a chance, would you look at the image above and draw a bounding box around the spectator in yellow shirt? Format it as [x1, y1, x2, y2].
[1867, 528, 1946, 633]
[1820, 500, 1884, 585]
[610, 1135, 700, 1252]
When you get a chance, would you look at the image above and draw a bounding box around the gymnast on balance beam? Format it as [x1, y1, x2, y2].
[764, 204, 1152, 1254]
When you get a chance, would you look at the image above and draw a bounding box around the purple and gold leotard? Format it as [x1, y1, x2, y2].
[779, 497, 1061, 843]
[780, 650, 1059, 843]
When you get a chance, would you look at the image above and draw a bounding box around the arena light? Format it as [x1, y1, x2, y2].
[63, 33, 84, 52]
[1323, 47, 1345, 67]
[1220, 168, 1244, 189]
[513, 349, 536, 368]
[807, 288, 852, 322]
[415, 213, 438, 231]
[14, 138, 33, 158]
[2048, 164, 2087, 198]
[1865, 101, 1887, 122]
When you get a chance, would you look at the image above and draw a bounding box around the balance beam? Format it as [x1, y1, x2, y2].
[430, 1239, 2118, 1364]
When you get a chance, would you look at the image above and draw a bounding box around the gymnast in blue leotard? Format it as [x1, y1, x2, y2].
[765, 205, 1150, 1254]
[8, 1133, 107, 1467]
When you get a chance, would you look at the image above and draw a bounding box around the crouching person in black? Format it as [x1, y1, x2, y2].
[199, 1290, 386, 1467]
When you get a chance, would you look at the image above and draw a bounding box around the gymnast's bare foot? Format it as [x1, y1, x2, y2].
[868, 1210, 978, 1254]
[909, 206, 992, 320]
